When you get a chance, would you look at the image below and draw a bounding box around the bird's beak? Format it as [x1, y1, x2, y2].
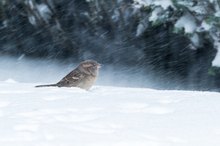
[97, 63, 102, 68]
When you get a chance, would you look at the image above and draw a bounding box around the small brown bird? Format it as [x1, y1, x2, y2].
[35, 60, 101, 90]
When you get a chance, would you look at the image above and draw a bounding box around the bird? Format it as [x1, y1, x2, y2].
[35, 60, 101, 90]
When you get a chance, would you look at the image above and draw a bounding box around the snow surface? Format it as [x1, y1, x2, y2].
[0, 80, 220, 146]
[0, 57, 220, 146]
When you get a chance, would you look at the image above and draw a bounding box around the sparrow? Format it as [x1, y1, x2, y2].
[35, 60, 101, 90]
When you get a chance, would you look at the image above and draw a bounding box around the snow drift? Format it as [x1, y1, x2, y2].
[0, 57, 220, 146]
[0, 80, 220, 146]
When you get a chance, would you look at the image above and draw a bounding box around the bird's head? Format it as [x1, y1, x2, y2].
[78, 60, 101, 76]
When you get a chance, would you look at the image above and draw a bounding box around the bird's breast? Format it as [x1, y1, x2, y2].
[77, 75, 97, 90]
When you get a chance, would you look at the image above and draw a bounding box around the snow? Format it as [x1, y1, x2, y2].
[175, 13, 197, 33]
[212, 43, 220, 67]
[190, 33, 200, 47]
[200, 21, 212, 31]
[25, 0, 34, 9]
[136, 22, 146, 36]
[136, 17, 149, 37]
[36, 4, 52, 22]
[154, 0, 173, 9]
[189, 5, 207, 15]
[0, 57, 220, 146]
[215, 11, 220, 17]
[26, 3, 51, 25]
[28, 16, 37, 26]
[134, 0, 174, 9]
[0, 80, 220, 146]
[133, 0, 152, 7]
[149, 7, 163, 22]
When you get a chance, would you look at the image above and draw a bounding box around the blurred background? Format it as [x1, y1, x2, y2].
[0, 0, 220, 91]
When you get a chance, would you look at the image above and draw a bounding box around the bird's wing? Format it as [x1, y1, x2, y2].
[57, 69, 85, 87]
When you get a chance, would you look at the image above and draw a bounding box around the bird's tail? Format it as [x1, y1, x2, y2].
[35, 84, 57, 88]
